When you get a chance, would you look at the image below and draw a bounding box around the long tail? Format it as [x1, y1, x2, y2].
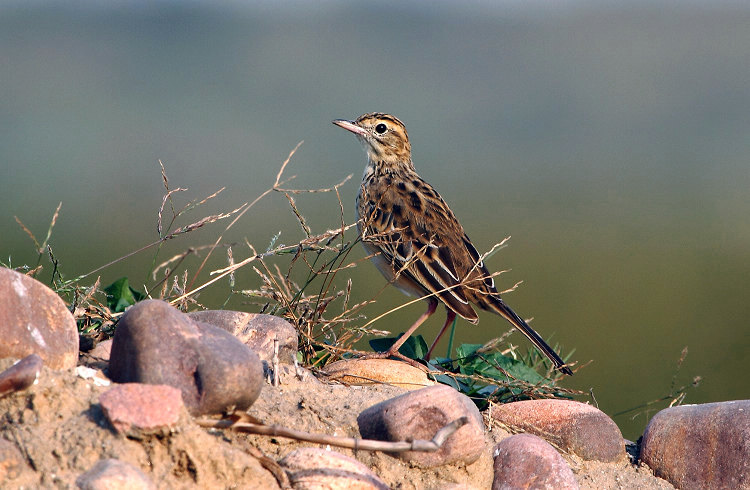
[487, 296, 573, 376]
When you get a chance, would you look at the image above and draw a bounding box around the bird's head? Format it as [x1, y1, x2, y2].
[333, 113, 412, 169]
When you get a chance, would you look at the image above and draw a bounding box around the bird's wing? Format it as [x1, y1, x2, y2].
[359, 175, 480, 321]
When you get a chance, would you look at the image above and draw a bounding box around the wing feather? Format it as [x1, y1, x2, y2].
[359, 173, 480, 321]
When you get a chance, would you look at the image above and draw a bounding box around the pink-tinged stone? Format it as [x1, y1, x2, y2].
[490, 399, 625, 462]
[187, 310, 297, 364]
[89, 339, 113, 361]
[76, 458, 155, 490]
[108, 300, 264, 416]
[0, 353, 43, 397]
[280, 447, 389, 490]
[358, 384, 486, 468]
[99, 383, 184, 437]
[0, 268, 79, 369]
[640, 400, 750, 489]
[493, 433, 579, 490]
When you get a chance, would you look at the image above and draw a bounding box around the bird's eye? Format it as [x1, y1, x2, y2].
[375, 123, 387, 134]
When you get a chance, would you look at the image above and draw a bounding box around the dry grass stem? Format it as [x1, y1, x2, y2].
[158, 187, 187, 236]
[613, 347, 701, 419]
[9, 140, 577, 407]
[14, 216, 39, 250]
[182, 141, 307, 294]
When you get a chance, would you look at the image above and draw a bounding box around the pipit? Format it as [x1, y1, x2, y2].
[333, 113, 572, 375]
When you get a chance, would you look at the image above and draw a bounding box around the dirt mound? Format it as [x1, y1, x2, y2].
[0, 359, 672, 489]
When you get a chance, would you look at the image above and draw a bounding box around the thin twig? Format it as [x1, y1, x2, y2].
[171, 223, 358, 306]
[195, 416, 469, 453]
[184, 141, 304, 293]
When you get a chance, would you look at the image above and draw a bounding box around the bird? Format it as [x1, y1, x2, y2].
[332, 112, 573, 376]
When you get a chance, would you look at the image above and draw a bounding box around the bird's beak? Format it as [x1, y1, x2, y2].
[332, 119, 367, 136]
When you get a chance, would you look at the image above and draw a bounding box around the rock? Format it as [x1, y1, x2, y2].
[79, 335, 95, 352]
[75, 366, 111, 387]
[493, 433, 579, 489]
[0, 353, 43, 397]
[99, 383, 184, 438]
[82, 339, 113, 371]
[274, 363, 321, 385]
[357, 384, 486, 467]
[0, 438, 27, 483]
[0, 268, 79, 369]
[490, 399, 625, 462]
[187, 310, 297, 364]
[280, 447, 389, 490]
[640, 400, 750, 489]
[89, 339, 113, 361]
[108, 300, 263, 416]
[76, 458, 155, 490]
[321, 358, 435, 390]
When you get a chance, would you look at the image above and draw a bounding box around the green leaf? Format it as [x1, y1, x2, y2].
[369, 334, 428, 360]
[454, 343, 484, 358]
[103, 277, 145, 313]
[455, 343, 546, 385]
[430, 372, 462, 390]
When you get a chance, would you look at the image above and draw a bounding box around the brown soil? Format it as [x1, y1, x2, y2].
[0, 358, 674, 489]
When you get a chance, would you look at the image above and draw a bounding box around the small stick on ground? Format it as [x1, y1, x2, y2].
[196, 416, 469, 453]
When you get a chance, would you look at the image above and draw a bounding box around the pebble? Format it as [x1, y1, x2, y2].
[108, 300, 263, 416]
[357, 384, 486, 467]
[493, 433, 579, 490]
[81, 339, 113, 371]
[280, 447, 389, 490]
[99, 383, 184, 438]
[75, 365, 111, 387]
[0, 268, 78, 369]
[0, 353, 43, 397]
[76, 458, 155, 490]
[89, 339, 113, 361]
[490, 399, 625, 462]
[640, 399, 750, 489]
[321, 358, 435, 390]
[187, 310, 298, 365]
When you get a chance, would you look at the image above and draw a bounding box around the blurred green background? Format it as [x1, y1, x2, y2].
[2, 1, 749, 439]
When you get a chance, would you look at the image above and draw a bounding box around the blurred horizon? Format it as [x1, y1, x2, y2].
[2, 1, 749, 439]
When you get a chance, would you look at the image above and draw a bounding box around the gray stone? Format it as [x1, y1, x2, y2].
[490, 399, 625, 462]
[0, 268, 78, 369]
[187, 310, 297, 364]
[358, 384, 486, 468]
[640, 400, 750, 489]
[280, 447, 389, 490]
[76, 458, 155, 490]
[493, 433, 579, 490]
[108, 300, 263, 415]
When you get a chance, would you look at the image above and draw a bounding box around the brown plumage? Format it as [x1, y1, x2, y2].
[333, 113, 572, 375]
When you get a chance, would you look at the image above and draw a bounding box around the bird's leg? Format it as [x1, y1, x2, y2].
[366, 298, 438, 366]
[425, 309, 456, 360]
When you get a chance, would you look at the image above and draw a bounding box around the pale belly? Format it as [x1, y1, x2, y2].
[360, 238, 428, 299]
